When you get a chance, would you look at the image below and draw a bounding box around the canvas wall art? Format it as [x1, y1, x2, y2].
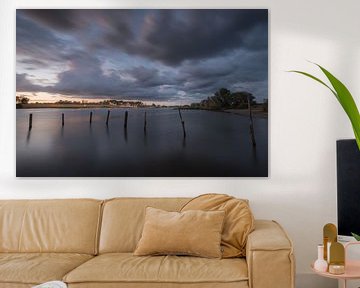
[16, 9, 268, 177]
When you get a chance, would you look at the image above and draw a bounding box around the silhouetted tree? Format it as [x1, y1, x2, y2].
[16, 96, 30, 104]
[197, 88, 256, 110]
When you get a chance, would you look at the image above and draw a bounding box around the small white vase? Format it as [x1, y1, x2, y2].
[314, 244, 328, 272]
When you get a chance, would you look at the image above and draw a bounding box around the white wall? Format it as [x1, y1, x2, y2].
[1, 0, 359, 287]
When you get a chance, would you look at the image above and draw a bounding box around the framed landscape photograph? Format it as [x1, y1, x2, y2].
[16, 9, 268, 177]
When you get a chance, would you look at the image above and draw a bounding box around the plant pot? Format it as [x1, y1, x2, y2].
[337, 139, 360, 237]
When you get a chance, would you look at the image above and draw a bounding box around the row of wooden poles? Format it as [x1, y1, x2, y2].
[28, 109, 187, 138]
[28, 107, 256, 146]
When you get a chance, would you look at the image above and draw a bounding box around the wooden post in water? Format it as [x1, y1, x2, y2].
[124, 111, 128, 129]
[178, 108, 186, 138]
[248, 95, 256, 147]
[144, 112, 147, 133]
[28, 113, 33, 131]
[62, 113, 64, 127]
[89, 111, 93, 124]
[106, 110, 110, 126]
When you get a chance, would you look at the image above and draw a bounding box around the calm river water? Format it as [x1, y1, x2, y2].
[16, 108, 268, 177]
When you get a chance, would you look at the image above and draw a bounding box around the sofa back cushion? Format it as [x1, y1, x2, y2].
[99, 198, 189, 253]
[181, 194, 254, 258]
[0, 199, 102, 254]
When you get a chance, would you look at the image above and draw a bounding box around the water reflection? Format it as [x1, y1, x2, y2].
[251, 146, 258, 162]
[143, 130, 147, 146]
[182, 136, 186, 148]
[106, 125, 110, 139]
[124, 128, 128, 143]
[26, 130, 31, 145]
[16, 108, 268, 177]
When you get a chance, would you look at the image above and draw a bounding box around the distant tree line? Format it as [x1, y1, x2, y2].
[190, 88, 259, 110]
[55, 99, 145, 107]
[99, 99, 144, 107]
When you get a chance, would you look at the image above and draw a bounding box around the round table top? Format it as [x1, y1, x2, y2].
[311, 261, 360, 280]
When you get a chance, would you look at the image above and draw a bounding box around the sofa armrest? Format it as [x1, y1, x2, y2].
[246, 220, 295, 288]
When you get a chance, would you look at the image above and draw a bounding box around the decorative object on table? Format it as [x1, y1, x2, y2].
[323, 223, 337, 262]
[290, 63, 360, 150]
[312, 238, 360, 288]
[328, 264, 345, 275]
[314, 244, 328, 272]
[329, 242, 345, 275]
[32, 281, 67, 288]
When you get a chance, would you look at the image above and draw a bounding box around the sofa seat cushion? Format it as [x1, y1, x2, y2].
[64, 253, 248, 285]
[0, 253, 93, 285]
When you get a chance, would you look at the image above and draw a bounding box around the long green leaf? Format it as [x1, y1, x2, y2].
[351, 232, 360, 241]
[290, 64, 360, 150]
[289, 70, 337, 99]
[316, 64, 360, 150]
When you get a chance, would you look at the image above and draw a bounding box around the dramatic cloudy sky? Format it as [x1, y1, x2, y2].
[16, 9, 268, 104]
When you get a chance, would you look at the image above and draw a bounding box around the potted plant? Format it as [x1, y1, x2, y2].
[290, 63, 360, 240]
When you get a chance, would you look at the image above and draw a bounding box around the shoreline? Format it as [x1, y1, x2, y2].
[223, 109, 268, 119]
[183, 107, 268, 118]
[16, 104, 161, 109]
[16, 104, 268, 118]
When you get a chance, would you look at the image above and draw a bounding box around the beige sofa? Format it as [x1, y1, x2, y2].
[0, 198, 295, 288]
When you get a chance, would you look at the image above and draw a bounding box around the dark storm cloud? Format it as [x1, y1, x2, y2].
[96, 10, 135, 46]
[16, 12, 70, 64]
[16, 73, 47, 92]
[52, 52, 122, 96]
[19, 58, 47, 67]
[20, 9, 78, 31]
[16, 9, 268, 102]
[105, 9, 268, 65]
[51, 55, 179, 101]
[125, 66, 178, 88]
[178, 49, 268, 94]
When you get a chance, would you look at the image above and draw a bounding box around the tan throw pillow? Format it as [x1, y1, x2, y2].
[134, 207, 225, 258]
[181, 193, 254, 258]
